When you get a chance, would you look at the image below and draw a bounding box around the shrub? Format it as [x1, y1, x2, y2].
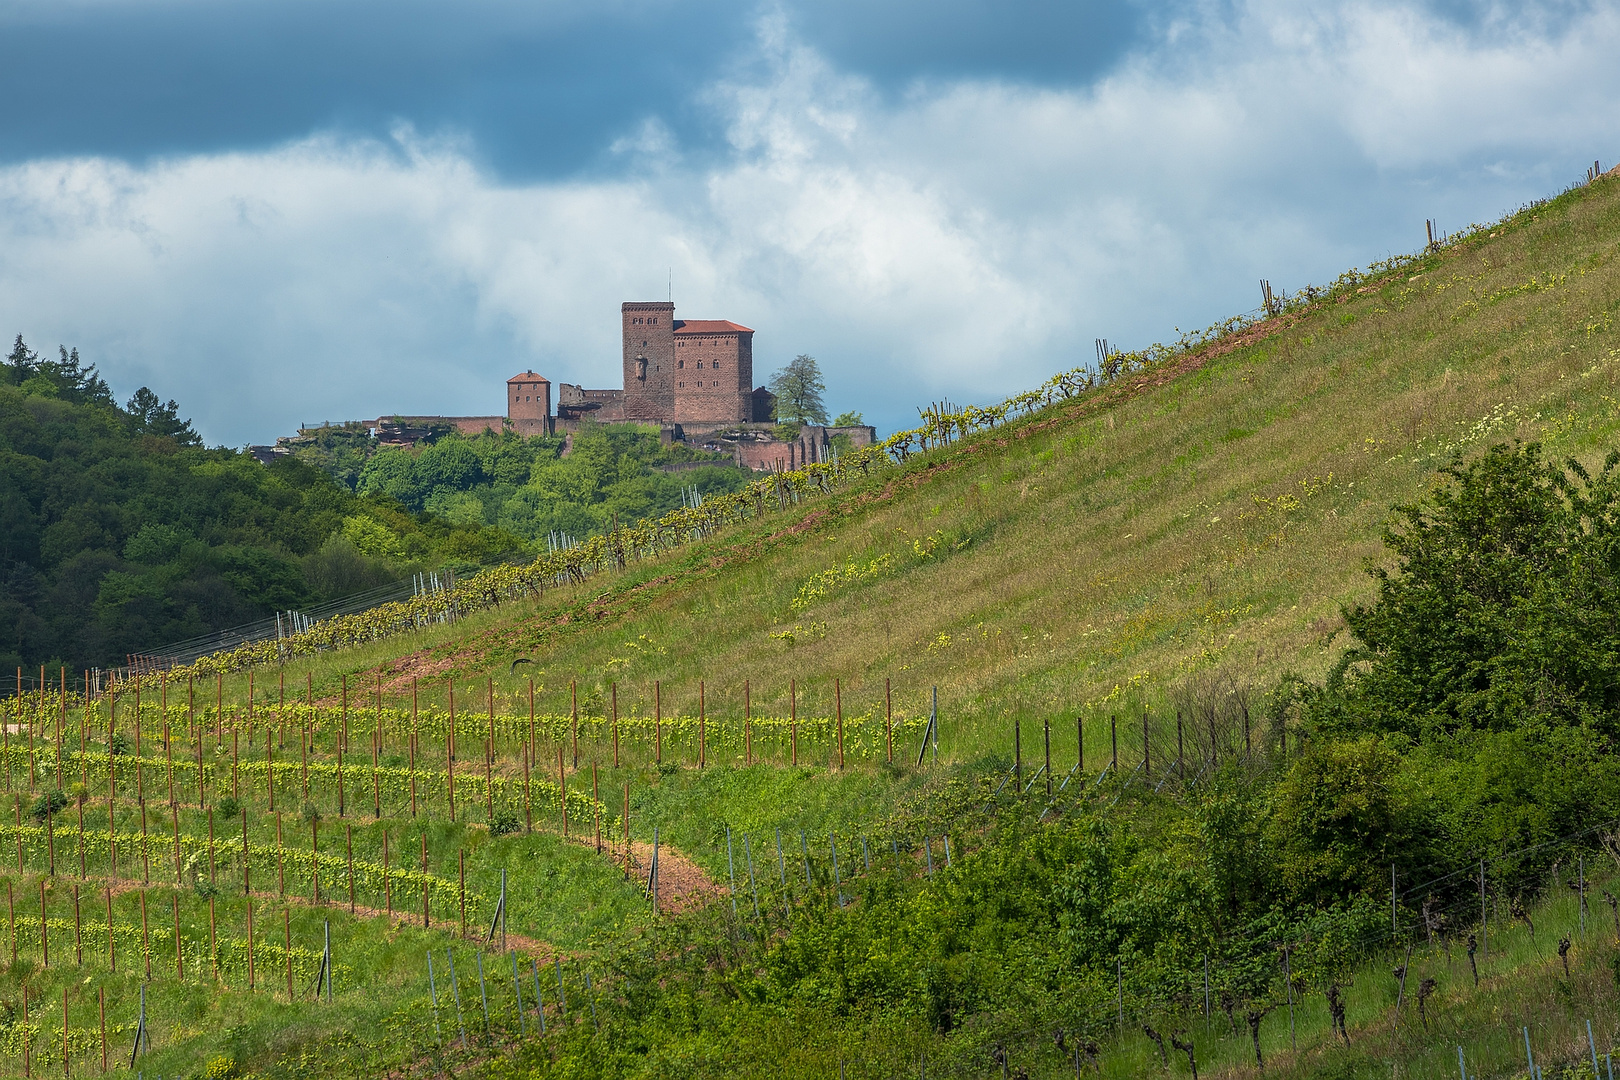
[490, 811, 521, 837]
[29, 790, 69, 822]
[215, 795, 242, 820]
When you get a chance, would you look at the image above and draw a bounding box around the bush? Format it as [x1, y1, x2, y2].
[29, 789, 69, 822]
[215, 795, 242, 821]
[490, 811, 521, 837]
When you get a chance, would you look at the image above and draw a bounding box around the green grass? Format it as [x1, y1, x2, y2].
[8, 174, 1620, 1077]
[189, 173, 1620, 770]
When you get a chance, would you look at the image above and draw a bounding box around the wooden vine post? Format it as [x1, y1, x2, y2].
[303, 673, 312, 799]
[558, 748, 568, 837]
[835, 679, 844, 770]
[744, 680, 752, 766]
[410, 678, 418, 817]
[486, 677, 495, 821]
[374, 670, 383, 818]
[885, 678, 892, 763]
[790, 680, 798, 766]
[337, 675, 347, 818]
[698, 681, 705, 769]
[446, 682, 456, 822]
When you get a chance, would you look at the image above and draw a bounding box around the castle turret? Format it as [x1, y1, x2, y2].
[507, 370, 552, 435]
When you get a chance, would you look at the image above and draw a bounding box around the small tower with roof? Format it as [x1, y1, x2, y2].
[507, 370, 552, 435]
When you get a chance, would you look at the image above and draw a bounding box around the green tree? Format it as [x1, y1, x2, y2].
[126, 387, 202, 446]
[832, 410, 863, 426]
[1309, 442, 1620, 739]
[769, 354, 828, 424]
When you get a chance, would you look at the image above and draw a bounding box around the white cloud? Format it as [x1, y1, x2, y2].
[2, 0, 1618, 444]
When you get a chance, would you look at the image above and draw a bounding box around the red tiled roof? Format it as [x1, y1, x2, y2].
[507, 371, 550, 383]
[672, 320, 753, 335]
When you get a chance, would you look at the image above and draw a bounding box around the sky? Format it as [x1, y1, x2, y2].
[1, 0, 1617, 445]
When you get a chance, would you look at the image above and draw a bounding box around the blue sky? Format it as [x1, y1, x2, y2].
[1, 0, 1616, 444]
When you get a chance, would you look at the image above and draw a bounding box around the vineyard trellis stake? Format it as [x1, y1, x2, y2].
[915, 688, 938, 767]
[486, 868, 508, 951]
[531, 956, 547, 1033]
[448, 949, 467, 1048]
[831, 831, 844, 907]
[476, 950, 491, 1033]
[427, 951, 442, 1040]
[510, 950, 525, 1036]
[726, 827, 738, 914]
[128, 982, 150, 1067]
[745, 835, 759, 916]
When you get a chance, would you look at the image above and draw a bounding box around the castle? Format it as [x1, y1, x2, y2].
[552, 301, 775, 426]
[252, 302, 875, 471]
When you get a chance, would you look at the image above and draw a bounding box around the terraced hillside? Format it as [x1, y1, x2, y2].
[3, 171, 1620, 1079]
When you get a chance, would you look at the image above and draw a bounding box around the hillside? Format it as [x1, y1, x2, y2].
[4, 173, 1620, 1080]
[302, 172, 1620, 755]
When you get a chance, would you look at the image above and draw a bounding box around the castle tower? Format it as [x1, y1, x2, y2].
[672, 319, 753, 423]
[621, 301, 676, 421]
[507, 370, 552, 435]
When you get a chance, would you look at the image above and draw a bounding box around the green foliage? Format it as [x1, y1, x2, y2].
[354, 425, 751, 542]
[1312, 442, 1620, 740]
[216, 795, 243, 821]
[489, 810, 520, 837]
[831, 410, 863, 426]
[1289, 441, 1620, 868]
[1265, 736, 1407, 906]
[769, 354, 828, 424]
[126, 386, 202, 446]
[0, 341, 527, 673]
[3, 335, 114, 407]
[29, 788, 68, 821]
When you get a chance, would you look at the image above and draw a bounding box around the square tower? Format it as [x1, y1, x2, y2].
[506, 370, 552, 435]
[621, 301, 676, 421]
[671, 319, 754, 423]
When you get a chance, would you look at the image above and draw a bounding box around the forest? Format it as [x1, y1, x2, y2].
[0, 337, 758, 676]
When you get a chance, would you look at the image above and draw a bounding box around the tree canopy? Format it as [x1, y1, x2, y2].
[769, 354, 828, 424]
[1306, 442, 1620, 740]
[0, 337, 524, 674]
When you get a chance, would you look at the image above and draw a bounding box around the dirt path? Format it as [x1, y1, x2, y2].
[615, 837, 721, 913]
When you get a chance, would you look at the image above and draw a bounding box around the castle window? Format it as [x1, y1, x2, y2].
[678, 358, 684, 368]
[648, 317, 658, 325]
[713, 360, 721, 369]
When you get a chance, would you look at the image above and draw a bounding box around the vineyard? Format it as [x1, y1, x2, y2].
[5, 172, 1620, 1077]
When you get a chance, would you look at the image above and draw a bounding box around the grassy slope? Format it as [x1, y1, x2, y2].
[7, 176, 1620, 1079]
[252, 171, 1620, 773]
